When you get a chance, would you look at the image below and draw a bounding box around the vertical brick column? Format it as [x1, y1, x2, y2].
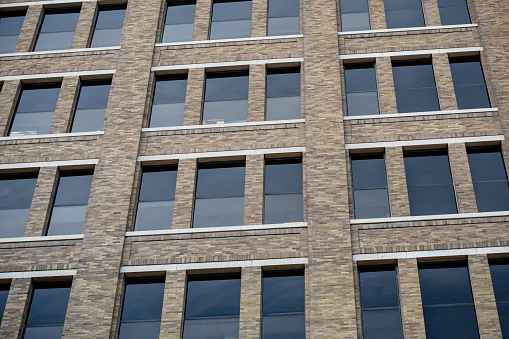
[72, 1, 97, 49]
[448, 143, 477, 213]
[14, 5, 42, 53]
[159, 271, 186, 339]
[0, 80, 20, 136]
[421, 0, 442, 26]
[0, 278, 31, 338]
[172, 159, 197, 229]
[50, 77, 80, 134]
[24, 166, 58, 237]
[433, 53, 458, 111]
[386, 147, 411, 217]
[244, 154, 264, 225]
[184, 68, 205, 126]
[248, 64, 266, 122]
[398, 258, 427, 339]
[469, 255, 503, 338]
[193, 0, 212, 41]
[369, 0, 387, 30]
[239, 266, 262, 339]
[376, 57, 398, 114]
[251, 0, 267, 37]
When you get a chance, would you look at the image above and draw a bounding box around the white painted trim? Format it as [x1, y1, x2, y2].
[155, 34, 303, 47]
[0, 70, 116, 81]
[339, 47, 483, 60]
[142, 119, 305, 132]
[126, 222, 308, 237]
[0, 130, 104, 141]
[0, 269, 77, 279]
[345, 135, 504, 150]
[137, 147, 306, 162]
[0, 234, 83, 243]
[338, 23, 478, 36]
[351, 210, 509, 224]
[0, 46, 120, 58]
[343, 108, 499, 121]
[151, 58, 304, 72]
[120, 258, 309, 273]
[0, 159, 99, 170]
[353, 246, 509, 261]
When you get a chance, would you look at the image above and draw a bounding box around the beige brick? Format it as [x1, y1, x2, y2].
[0, 278, 30, 338]
[14, 5, 42, 53]
[172, 158, 196, 230]
[193, 0, 212, 41]
[159, 271, 186, 339]
[72, 1, 97, 49]
[251, 0, 267, 38]
[239, 266, 262, 338]
[0, 80, 20, 136]
[448, 143, 477, 213]
[433, 53, 458, 111]
[398, 258, 426, 339]
[248, 64, 266, 122]
[369, 0, 387, 30]
[386, 147, 411, 217]
[183, 68, 205, 126]
[24, 166, 57, 237]
[377, 57, 398, 114]
[244, 154, 264, 225]
[50, 76, 80, 134]
[422, 0, 442, 26]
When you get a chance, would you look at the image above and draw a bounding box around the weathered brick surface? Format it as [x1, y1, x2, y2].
[13, 5, 41, 53]
[72, 1, 96, 49]
[369, 0, 387, 30]
[193, 0, 212, 41]
[0, 278, 30, 338]
[0, 79, 20, 136]
[24, 166, 57, 237]
[448, 143, 477, 213]
[398, 259, 426, 339]
[159, 271, 186, 339]
[433, 53, 458, 111]
[247, 64, 266, 122]
[183, 68, 205, 126]
[0, 241, 79, 270]
[376, 56, 398, 114]
[251, 0, 267, 38]
[386, 146, 411, 217]
[239, 266, 262, 338]
[50, 76, 80, 134]
[244, 154, 264, 225]
[171, 158, 196, 230]
[422, 0, 442, 26]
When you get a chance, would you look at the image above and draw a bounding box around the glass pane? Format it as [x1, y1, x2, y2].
[90, 28, 122, 47]
[34, 31, 75, 51]
[193, 196, 244, 227]
[134, 200, 174, 231]
[268, 0, 299, 18]
[139, 170, 178, 202]
[0, 35, 19, 54]
[76, 84, 111, 109]
[0, 15, 25, 36]
[362, 309, 403, 339]
[450, 59, 486, 86]
[404, 153, 453, 186]
[185, 278, 241, 318]
[385, 9, 425, 28]
[439, 6, 471, 25]
[266, 96, 301, 120]
[473, 182, 509, 212]
[263, 274, 304, 314]
[121, 281, 165, 322]
[47, 205, 87, 235]
[351, 156, 387, 189]
[454, 85, 491, 109]
[341, 0, 369, 13]
[490, 263, 509, 302]
[438, 0, 469, 6]
[95, 8, 126, 29]
[71, 108, 106, 132]
[205, 74, 249, 101]
[54, 174, 93, 206]
[341, 12, 371, 31]
[384, 0, 423, 10]
[359, 268, 399, 309]
[17, 87, 60, 113]
[497, 303, 509, 339]
[423, 305, 480, 339]
[266, 71, 300, 98]
[419, 265, 473, 306]
[346, 92, 380, 116]
[23, 325, 64, 339]
[264, 193, 303, 224]
[467, 149, 507, 182]
[10, 111, 54, 136]
[39, 11, 79, 33]
[166, 3, 196, 25]
[0, 177, 37, 209]
[183, 317, 239, 339]
[393, 62, 436, 89]
[407, 185, 457, 215]
[150, 103, 185, 127]
[0, 208, 30, 238]
[196, 165, 245, 198]
[267, 16, 299, 36]
[153, 78, 187, 104]
[0, 287, 8, 325]
[345, 66, 377, 93]
[202, 99, 248, 124]
[118, 321, 161, 339]
[262, 314, 305, 339]
[212, 1, 252, 21]
[353, 188, 390, 219]
[162, 23, 194, 43]
[265, 161, 302, 194]
[209, 19, 251, 39]
[27, 286, 71, 326]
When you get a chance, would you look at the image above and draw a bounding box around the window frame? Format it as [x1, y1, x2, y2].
[449, 55, 491, 110]
[437, 0, 471, 25]
[148, 73, 188, 128]
[265, 67, 302, 121]
[88, 4, 127, 48]
[161, 0, 196, 43]
[339, 0, 372, 32]
[266, 0, 300, 36]
[0, 11, 26, 54]
[69, 79, 112, 133]
[344, 62, 381, 116]
[32, 7, 81, 52]
[208, 0, 252, 40]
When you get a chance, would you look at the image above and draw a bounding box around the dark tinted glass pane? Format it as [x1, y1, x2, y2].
[162, 23, 194, 43]
[266, 70, 300, 98]
[204, 73, 249, 101]
[419, 265, 473, 306]
[95, 7, 125, 29]
[490, 263, 509, 302]
[268, 0, 299, 18]
[0, 34, 19, 54]
[264, 193, 303, 224]
[76, 83, 111, 109]
[454, 85, 491, 109]
[209, 19, 251, 39]
[384, 0, 423, 10]
[153, 77, 188, 104]
[262, 314, 305, 339]
[267, 16, 299, 35]
[385, 8, 425, 28]
[362, 309, 403, 339]
[71, 108, 106, 132]
[54, 174, 93, 206]
[353, 188, 390, 219]
[202, 99, 248, 124]
[345, 65, 377, 93]
[39, 10, 80, 33]
[23, 325, 63, 339]
[0, 286, 9, 325]
[439, 5, 470, 25]
[351, 155, 387, 189]
[408, 185, 457, 215]
[392, 62, 436, 89]
[438, 0, 469, 6]
[0, 208, 30, 237]
[90, 28, 121, 48]
[346, 91, 379, 116]
[423, 305, 480, 339]
[134, 200, 174, 231]
[34, 31, 75, 51]
[121, 280, 165, 322]
[341, 12, 371, 31]
[340, 0, 369, 13]
[139, 169, 177, 202]
[212, 1, 252, 21]
[473, 182, 509, 212]
[183, 317, 239, 339]
[150, 102, 185, 127]
[265, 160, 302, 194]
[263, 273, 304, 314]
[359, 268, 399, 309]
[166, 2, 196, 25]
[265, 95, 301, 120]
[468, 149, 508, 182]
[185, 277, 241, 318]
[46, 204, 87, 235]
[0, 14, 25, 36]
[26, 285, 71, 326]
[196, 164, 245, 198]
[404, 152, 453, 186]
[193, 196, 244, 227]
[395, 87, 440, 112]
[16, 86, 60, 113]
[118, 321, 161, 339]
[0, 176, 37, 209]
[450, 59, 485, 86]
[497, 303, 509, 339]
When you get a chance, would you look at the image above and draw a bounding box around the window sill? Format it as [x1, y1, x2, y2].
[350, 210, 509, 224]
[343, 107, 498, 121]
[141, 119, 305, 132]
[338, 23, 477, 36]
[155, 34, 303, 47]
[0, 130, 104, 141]
[0, 234, 84, 243]
[0, 46, 121, 58]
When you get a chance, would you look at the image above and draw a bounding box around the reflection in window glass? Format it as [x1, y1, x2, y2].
[266, 68, 301, 121]
[33, 8, 80, 51]
[419, 263, 480, 339]
[340, 0, 371, 31]
[267, 0, 299, 36]
[162, 1, 196, 43]
[209, 0, 251, 40]
[0, 285, 8, 325]
[489, 260, 509, 338]
[450, 56, 491, 110]
[70, 80, 111, 132]
[344, 63, 379, 116]
[0, 12, 25, 54]
[90, 6, 125, 47]
[150, 75, 187, 127]
[438, 0, 470, 25]
[384, 0, 425, 28]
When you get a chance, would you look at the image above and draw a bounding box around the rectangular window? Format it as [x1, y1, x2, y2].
[150, 75, 187, 127]
[183, 275, 241, 339]
[419, 263, 480, 339]
[9, 83, 60, 136]
[489, 260, 509, 338]
[0, 174, 38, 238]
[262, 271, 305, 338]
[351, 154, 390, 219]
[340, 0, 371, 32]
[266, 68, 301, 121]
[209, 0, 252, 40]
[467, 146, 509, 212]
[46, 171, 93, 236]
[344, 63, 380, 116]
[392, 60, 440, 113]
[384, 0, 425, 29]
[404, 150, 457, 216]
[264, 158, 303, 224]
[359, 266, 403, 339]
[438, 0, 471, 25]
[449, 56, 491, 109]
[202, 71, 249, 124]
[267, 0, 299, 36]
[0, 12, 25, 54]
[33, 8, 80, 52]
[162, 0, 196, 43]
[134, 167, 177, 231]
[118, 278, 165, 339]
[193, 162, 245, 228]
[22, 282, 71, 339]
[0, 284, 9, 326]
[70, 80, 111, 132]
[89, 5, 126, 48]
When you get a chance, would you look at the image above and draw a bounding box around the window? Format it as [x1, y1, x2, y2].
[0, 174, 38, 238]
[264, 158, 303, 224]
[46, 171, 93, 236]
[340, 0, 371, 32]
[267, 0, 299, 36]
[359, 266, 403, 339]
[33, 8, 80, 52]
[344, 63, 380, 116]
[404, 150, 457, 216]
[70, 80, 111, 132]
[438, 0, 471, 25]
[22, 282, 71, 339]
[150, 75, 187, 127]
[118, 278, 165, 339]
[209, 0, 251, 40]
[262, 271, 305, 339]
[0, 12, 25, 54]
[202, 72, 249, 124]
[162, 1, 196, 43]
[0, 284, 9, 326]
[419, 263, 480, 339]
[489, 260, 509, 338]
[467, 146, 509, 212]
[266, 68, 301, 121]
[392, 60, 440, 113]
[449, 56, 491, 109]
[351, 154, 390, 219]
[89, 5, 126, 48]
[134, 167, 177, 231]
[384, 0, 425, 29]
[193, 162, 245, 228]
[9, 84, 60, 136]
[183, 275, 241, 339]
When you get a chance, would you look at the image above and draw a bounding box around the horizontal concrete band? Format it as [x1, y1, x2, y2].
[0, 130, 104, 141]
[142, 119, 305, 132]
[353, 246, 509, 261]
[340, 46, 483, 60]
[155, 34, 303, 47]
[351, 210, 509, 224]
[338, 23, 478, 36]
[343, 108, 499, 120]
[152, 58, 304, 72]
[0, 159, 99, 170]
[121, 258, 309, 273]
[0, 269, 77, 279]
[0, 70, 116, 81]
[0, 234, 84, 243]
[0, 46, 120, 58]
[345, 135, 504, 150]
